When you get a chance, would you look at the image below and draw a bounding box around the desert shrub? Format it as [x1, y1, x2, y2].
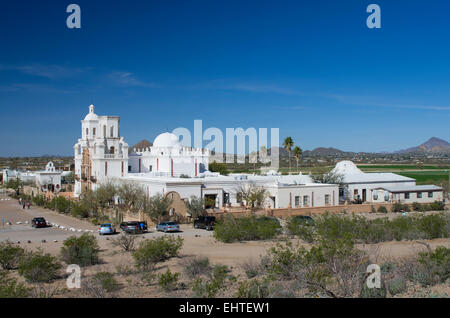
[241, 259, 262, 279]
[32, 195, 46, 207]
[133, 236, 183, 271]
[391, 203, 410, 212]
[60, 234, 100, 266]
[29, 284, 62, 298]
[71, 202, 89, 218]
[50, 196, 71, 213]
[314, 213, 359, 243]
[0, 241, 25, 270]
[389, 216, 420, 241]
[262, 239, 369, 298]
[263, 242, 307, 280]
[412, 202, 424, 212]
[380, 261, 395, 274]
[18, 250, 62, 283]
[111, 233, 136, 252]
[82, 272, 119, 298]
[416, 214, 448, 239]
[236, 279, 270, 298]
[418, 246, 449, 284]
[377, 206, 388, 213]
[360, 281, 387, 298]
[213, 215, 281, 243]
[430, 201, 445, 211]
[115, 264, 135, 276]
[0, 271, 29, 298]
[92, 272, 120, 292]
[184, 257, 211, 279]
[286, 217, 315, 243]
[191, 264, 232, 298]
[388, 276, 407, 296]
[158, 269, 180, 292]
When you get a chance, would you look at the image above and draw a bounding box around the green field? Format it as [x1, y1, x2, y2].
[397, 170, 450, 185]
[358, 165, 450, 171]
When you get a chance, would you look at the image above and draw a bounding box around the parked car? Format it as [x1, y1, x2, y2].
[256, 216, 281, 225]
[193, 216, 216, 231]
[98, 223, 116, 235]
[291, 215, 315, 225]
[156, 221, 180, 233]
[120, 221, 144, 234]
[31, 217, 48, 228]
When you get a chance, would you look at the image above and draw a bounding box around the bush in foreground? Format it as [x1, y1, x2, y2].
[0, 241, 25, 270]
[0, 271, 30, 298]
[184, 257, 211, 279]
[60, 233, 100, 266]
[158, 269, 180, 292]
[133, 236, 183, 271]
[18, 250, 62, 283]
[213, 215, 281, 243]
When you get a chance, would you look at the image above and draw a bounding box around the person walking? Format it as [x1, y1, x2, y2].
[22, 202, 26, 209]
[27, 202, 31, 209]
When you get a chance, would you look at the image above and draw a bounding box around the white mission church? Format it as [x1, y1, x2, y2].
[73, 105, 339, 210]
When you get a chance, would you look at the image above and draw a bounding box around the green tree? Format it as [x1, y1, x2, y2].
[312, 169, 345, 185]
[209, 161, 229, 176]
[79, 190, 100, 217]
[64, 171, 75, 184]
[117, 181, 145, 213]
[283, 137, 294, 174]
[293, 146, 302, 173]
[143, 193, 173, 224]
[235, 183, 269, 209]
[185, 196, 206, 219]
[96, 181, 117, 212]
[6, 178, 21, 195]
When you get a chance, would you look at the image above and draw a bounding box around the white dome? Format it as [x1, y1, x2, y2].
[153, 132, 180, 148]
[83, 105, 98, 121]
[332, 161, 363, 175]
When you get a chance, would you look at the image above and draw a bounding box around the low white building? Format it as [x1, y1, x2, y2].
[35, 162, 63, 193]
[332, 161, 442, 204]
[371, 185, 444, 204]
[124, 171, 338, 209]
[2, 169, 36, 185]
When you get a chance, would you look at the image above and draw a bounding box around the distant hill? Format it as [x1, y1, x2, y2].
[395, 137, 450, 154]
[304, 147, 351, 157]
[129, 140, 153, 153]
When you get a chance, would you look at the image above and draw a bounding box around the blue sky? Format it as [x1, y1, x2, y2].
[0, 0, 449, 156]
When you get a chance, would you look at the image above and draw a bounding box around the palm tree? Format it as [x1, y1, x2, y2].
[283, 137, 294, 174]
[293, 146, 302, 173]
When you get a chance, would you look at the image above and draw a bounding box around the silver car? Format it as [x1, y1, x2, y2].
[156, 221, 180, 233]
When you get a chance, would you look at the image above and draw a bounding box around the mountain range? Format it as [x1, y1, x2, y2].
[130, 137, 450, 156]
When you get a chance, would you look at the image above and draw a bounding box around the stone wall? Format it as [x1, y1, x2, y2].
[208, 202, 450, 220]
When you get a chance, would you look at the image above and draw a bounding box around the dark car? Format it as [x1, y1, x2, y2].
[31, 217, 47, 228]
[291, 215, 315, 225]
[120, 221, 143, 234]
[194, 216, 216, 231]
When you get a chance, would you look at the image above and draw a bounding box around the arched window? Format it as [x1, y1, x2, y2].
[86, 128, 89, 137]
[110, 146, 115, 154]
[93, 128, 96, 136]
[110, 126, 114, 138]
[103, 125, 106, 138]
